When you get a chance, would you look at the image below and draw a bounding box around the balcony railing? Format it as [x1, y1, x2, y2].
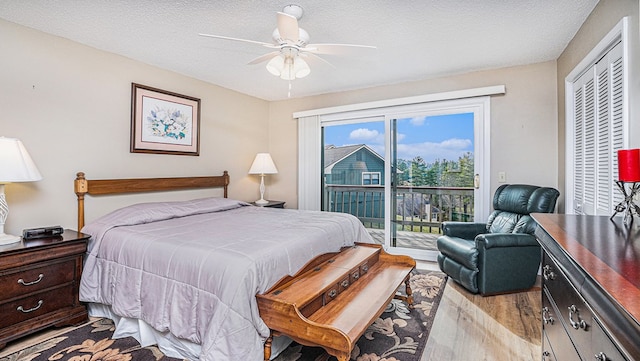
[324, 185, 474, 233]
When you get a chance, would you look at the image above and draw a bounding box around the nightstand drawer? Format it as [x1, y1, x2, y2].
[0, 258, 76, 302]
[0, 284, 75, 328]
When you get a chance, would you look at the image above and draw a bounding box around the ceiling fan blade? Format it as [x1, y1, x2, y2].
[199, 33, 275, 48]
[276, 12, 299, 43]
[303, 52, 336, 68]
[247, 51, 280, 65]
[305, 43, 377, 55]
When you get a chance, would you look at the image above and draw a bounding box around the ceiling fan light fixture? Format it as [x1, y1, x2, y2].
[266, 55, 285, 76]
[293, 57, 310, 78]
[279, 57, 296, 80]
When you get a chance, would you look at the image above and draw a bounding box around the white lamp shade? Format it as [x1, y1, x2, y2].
[266, 55, 285, 76]
[0, 137, 42, 183]
[294, 57, 310, 78]
[266, 54, 310, 80]
[249, 153, 278, 175]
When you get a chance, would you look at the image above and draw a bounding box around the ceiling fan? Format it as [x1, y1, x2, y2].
[199, 4, 376, 81]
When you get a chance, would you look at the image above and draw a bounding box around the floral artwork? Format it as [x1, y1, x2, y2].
[141, 100, 192, 145]
[131, 83, 200, 155]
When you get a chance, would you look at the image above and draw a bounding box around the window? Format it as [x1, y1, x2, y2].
[362, 172, 380, 185]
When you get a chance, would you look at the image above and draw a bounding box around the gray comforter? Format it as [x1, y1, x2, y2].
[79, 197, 373, 361]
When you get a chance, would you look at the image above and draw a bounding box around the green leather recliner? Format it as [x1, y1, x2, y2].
[436, 184, 559, 295]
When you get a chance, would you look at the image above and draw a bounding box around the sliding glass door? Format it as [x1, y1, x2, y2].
[319, 98, 488, 261]
[387, 113, 476, 259]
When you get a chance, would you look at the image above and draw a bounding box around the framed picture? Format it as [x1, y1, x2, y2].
[130, 83, 201, 156]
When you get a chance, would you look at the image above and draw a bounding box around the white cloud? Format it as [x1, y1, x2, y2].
[350, 128, 379, 140]
[409, 117, 425, 126]
[397, 138, 472, 163]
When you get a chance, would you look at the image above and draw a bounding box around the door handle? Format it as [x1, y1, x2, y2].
[474, 174, 480, 189]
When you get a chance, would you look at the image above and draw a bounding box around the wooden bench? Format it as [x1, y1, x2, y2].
[257, 243, 416, 361]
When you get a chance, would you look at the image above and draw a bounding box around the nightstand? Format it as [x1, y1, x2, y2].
[0, 229, 89, 349]
[251, 200, 285, 208]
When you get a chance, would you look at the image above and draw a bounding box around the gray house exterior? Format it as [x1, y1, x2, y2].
[324, 144, 384, 185]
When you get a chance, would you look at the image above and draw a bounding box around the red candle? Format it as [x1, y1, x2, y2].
[618, 149, 640, 182]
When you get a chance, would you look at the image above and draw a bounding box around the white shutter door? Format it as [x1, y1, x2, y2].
[609, 43, 625, 209]
[595, 52, 611, 215]
[570, 41, 624, 216]
[573, 77, 585, 214]
[582, 73, 596, 215]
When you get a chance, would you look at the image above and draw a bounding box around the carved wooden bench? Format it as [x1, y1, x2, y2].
[257, 243, 416, 361]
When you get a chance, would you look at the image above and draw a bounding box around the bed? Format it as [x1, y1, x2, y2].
[73, 171, 377, 361]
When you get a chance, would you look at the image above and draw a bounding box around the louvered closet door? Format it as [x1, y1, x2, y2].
[573, 66, 594, 214]
[572, 41, 624, 215]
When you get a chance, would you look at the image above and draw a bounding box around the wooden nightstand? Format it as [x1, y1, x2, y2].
[0, 229, 89, 349]
[251, 200, 285, 208]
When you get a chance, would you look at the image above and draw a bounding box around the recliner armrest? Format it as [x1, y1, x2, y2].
[475, 233, 539, 249]
[441, 222, 487, 239]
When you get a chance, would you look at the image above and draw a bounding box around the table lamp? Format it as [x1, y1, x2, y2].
[248, 153, 278, 205]
[0, 137, 43, 245]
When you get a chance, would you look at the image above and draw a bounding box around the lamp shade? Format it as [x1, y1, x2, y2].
[249, 153, 278, 175]
[0, 137, 42, 183]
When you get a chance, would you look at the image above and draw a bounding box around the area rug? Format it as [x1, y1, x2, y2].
[1, 270, 446, 361]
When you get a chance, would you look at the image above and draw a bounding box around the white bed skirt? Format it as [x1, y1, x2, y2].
[87, 303, 291, 360]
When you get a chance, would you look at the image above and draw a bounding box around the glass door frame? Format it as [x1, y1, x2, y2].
[382, 98, 490, 261]
[301, 95, 492, 261]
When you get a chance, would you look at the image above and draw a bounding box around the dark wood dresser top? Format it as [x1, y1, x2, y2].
[532, 213, 640, 327]
[0, 229, 89, 255]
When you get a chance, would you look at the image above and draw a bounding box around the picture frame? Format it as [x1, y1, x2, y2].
[130, 83, 201, 156]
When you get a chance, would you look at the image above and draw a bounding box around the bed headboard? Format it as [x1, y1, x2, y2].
[74, 171, 230, 231]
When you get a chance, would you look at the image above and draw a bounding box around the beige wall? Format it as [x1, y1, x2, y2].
[0, 19, 270, 235]
[268, 61, 559, 209]
[556, 0, 640, 212]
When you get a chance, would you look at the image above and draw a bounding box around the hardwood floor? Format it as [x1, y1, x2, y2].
[420, 265, 542, 361]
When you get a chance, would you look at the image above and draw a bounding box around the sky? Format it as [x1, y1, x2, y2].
[323, 113, 474, 164]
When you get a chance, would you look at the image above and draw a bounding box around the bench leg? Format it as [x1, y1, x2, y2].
[264, 333, 273, 361]
[405, 274, 414, 309]
[393, 274, 414, 309]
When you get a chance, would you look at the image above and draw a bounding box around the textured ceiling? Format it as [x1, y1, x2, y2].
[0, 1, 598, 101]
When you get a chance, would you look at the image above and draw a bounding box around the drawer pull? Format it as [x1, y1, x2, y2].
[542, 265, 556, 281]
[17, 300, 43, 313]
[568, 305, 587, 330]
[328, 289, 337, 298]
[594, 352, 608, 361]
[341, 279, 350, 288]
[542, 307, 554, 325]
[18, 273, 44, 286]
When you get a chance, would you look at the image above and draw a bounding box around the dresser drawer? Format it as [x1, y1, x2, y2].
[542, 253, 593, 359]
[591, 317, 628, 361]
[0, 284, 75, 328]
[0, 258, 76, 302]
[542, 288, 581, 361]
[542, 331, 558, 361]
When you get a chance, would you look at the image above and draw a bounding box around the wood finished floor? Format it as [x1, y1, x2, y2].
[419, 261, 542, 361]
[1, 262, 542, 361]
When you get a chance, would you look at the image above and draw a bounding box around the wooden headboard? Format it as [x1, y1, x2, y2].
[74, 171, 230, 231]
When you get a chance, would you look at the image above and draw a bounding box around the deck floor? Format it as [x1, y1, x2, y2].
[367, 229, 439, 251]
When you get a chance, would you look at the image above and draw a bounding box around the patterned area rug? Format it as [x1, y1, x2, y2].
[1, 270, 446, 361]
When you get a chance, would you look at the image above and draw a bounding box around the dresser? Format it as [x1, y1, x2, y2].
[0, 229, 89, 349]
[533, 214, 640, 360]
